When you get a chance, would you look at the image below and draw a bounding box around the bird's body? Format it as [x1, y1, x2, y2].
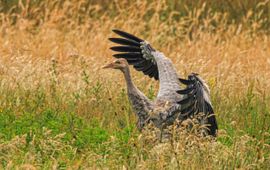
[103, 29, 218, 136]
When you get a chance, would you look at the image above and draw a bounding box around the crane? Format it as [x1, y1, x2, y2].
[103, 30, 218, 136]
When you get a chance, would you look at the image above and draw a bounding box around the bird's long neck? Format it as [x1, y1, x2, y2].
[121, 66, 152, 130]
[122, 67, 136, 91]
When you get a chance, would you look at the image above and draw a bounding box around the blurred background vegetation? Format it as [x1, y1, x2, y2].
[0, 0, 269, 169]
[1, 0, 270, 33]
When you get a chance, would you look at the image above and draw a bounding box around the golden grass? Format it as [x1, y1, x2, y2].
[0, 0, 269, 169]
[0, 0, 269, 91]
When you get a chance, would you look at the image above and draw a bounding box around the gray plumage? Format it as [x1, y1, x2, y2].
[121, 66, 153, 130]
[106, 29, 218, 136]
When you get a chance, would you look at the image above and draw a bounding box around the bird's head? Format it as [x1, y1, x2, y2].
[102, 58, 129, 71]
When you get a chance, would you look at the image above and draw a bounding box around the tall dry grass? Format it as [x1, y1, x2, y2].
[0, 0, 269, 169]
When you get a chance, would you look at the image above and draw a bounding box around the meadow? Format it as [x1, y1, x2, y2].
[0, 0, 270, 169]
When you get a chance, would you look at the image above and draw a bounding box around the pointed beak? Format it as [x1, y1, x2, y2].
[102, 62, 114, 69]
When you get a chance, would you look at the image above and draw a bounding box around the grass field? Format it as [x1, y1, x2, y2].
[0, 0, 270, 169]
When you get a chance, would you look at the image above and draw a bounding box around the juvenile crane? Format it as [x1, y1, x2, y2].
[103, 29, 218, 136]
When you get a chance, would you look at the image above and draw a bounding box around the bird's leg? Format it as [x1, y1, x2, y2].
[159, 123, 166, 143]
[136, 114, 150, 131]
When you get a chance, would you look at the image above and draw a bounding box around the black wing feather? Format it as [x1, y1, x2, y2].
[136, 60, 153, 72]
[143, 66, 155, 75]
[179, 78, 194, 85]
[146, 69, 156, 78]
[176, 87, 194, 94]
[109, 29, 159, 80]
[153, 67, 159, 80]
[180, 103, 195, 114]
[133, 60, 149, 70]
[113, 53, 142, 59]
[177, 73, 218, 136]
[177, 96, 194, 105]
[109, 38, 140, 46]
[110, 46, 142, 53]
[112, 29, 143, 42]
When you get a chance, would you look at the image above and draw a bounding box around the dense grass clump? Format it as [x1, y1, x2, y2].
[0, 0, 270, 169]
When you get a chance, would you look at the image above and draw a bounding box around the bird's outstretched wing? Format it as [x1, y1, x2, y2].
[109, 29, 159, 80]
[177, 73, 218, 136]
